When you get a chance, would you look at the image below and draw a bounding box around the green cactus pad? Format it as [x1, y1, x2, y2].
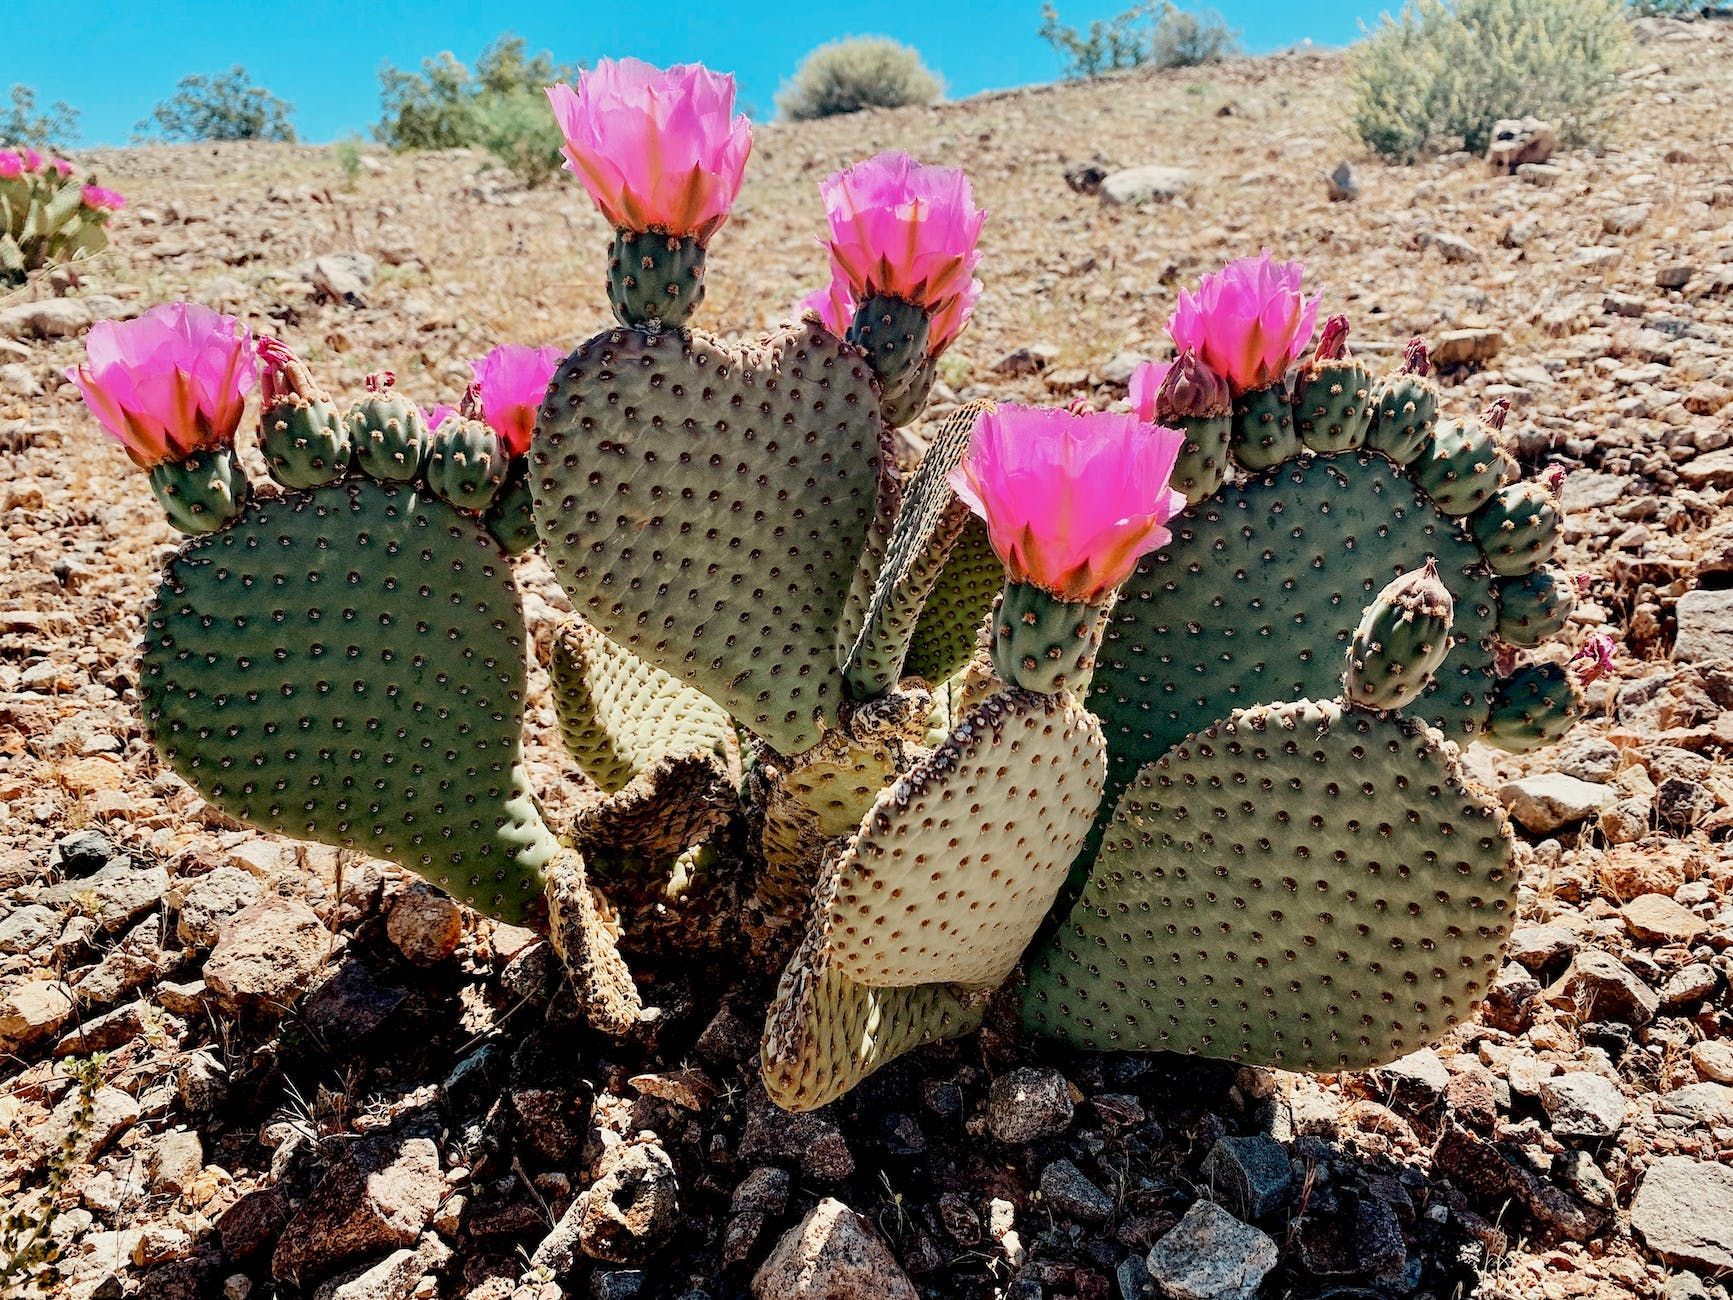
[1366, 370, 1439, 465]
[534, 321, 886, 757]
[1411, 418, 1512, 517]
[762, 851, 986, 1112]
[1485, 662, 1579, 753]
[424, 417, 509, 512]
[148, 449, 252, 535]
[842, 401, 991, 698]
[483, 460, 539, 555]
[1024, 698, 1517, 1068]
[828, 688, 1104, 989]
[1343, 563, 1455, 712]
[347, 391, 428, 483]
[1091, 453, 1500, 793]
[1469, 482, 1561, 577]
[1495, 567, 1576, 648]
[1294, 358, 1374, 454]
[1230, 383, 1299, 471]
[1170, 412, 1234, 504]
[140, 477, 552, 921]
[261, 395, 350, 490]
[608, 229, 706, 329]
[550, 616, 738, 795]
[991, 583, 1108, 695]
[902, 516, 1002, 685]
[846, 293, 931, 428]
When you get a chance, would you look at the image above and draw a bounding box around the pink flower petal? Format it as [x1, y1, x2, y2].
[1165, 251, 1320, 395]
[471, 344, 564, 457]
[947, 404, 1187, 603]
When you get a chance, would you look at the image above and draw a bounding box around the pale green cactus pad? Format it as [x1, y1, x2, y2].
[549, 616, 739, 795]
[828, 688, 1105, 989]
[1024, 697, 1517, 1069]
[141, 477, 553, 921]
[841, 400, 993, 697]
[533, 321, 890, 757]
[902, 517, 1002, 685]
[761, 847, 986, 1113]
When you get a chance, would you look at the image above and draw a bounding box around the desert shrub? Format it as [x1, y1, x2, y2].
[777, 37, 943, 120]
[376, 35, 571, 186]
[1040, 1, 1157, 77]
[1352, 0, 1631, 161]
[2, 85, 80, 149]
[1041, 3, 1238, 78]
[141, 67, 295, 142]
[1150, 4, 1241, 66]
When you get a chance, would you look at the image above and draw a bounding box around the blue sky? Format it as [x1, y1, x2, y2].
[21, 1, 1382, 146]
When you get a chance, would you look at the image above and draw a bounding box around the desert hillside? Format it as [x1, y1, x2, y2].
[2, 15, 1732, 1300]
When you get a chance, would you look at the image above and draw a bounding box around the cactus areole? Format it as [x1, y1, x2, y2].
[63, 58, 1587, 1113]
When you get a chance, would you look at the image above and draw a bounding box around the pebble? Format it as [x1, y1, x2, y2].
[1690, 1041, 1733, 1084]
[986, 1067, 1075, 1144]
[1039, 1158, 1115, 1222]
[1630, 1157, 1733, 1272]
[1539, 1072, 1628, 1138]
[1146, 1200, 1278, 1300]
[1546, 949, 1660, 1027]
[1198, 1135, 1293, 1218]
[1499, 774, 1616, 834]
[751, 1198, 917, 1300]
[203, 895, 331, 1014]
[270, 1134, 442, 1284]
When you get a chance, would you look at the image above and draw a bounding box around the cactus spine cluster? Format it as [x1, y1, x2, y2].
[104, 109, 1590, 1114]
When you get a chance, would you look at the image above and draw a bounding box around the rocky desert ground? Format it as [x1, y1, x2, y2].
[2, 15, 1732, 1300]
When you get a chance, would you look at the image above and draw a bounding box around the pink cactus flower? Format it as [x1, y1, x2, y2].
[19, 147, 43, 172]
[49, 157, 74, 178]
[65, 302, 257, 469]
[470, 344, 564, 457]
[947, 404, 1187, 604]
[1571, 633, 1618, 685]
[819, 152, 985, 350]
[0, 150, 22, 180]
[81, 185, 126, 212]
[798, 278, 855, 337]
[1167, 250, 1321, 395]
[1127, 361, 1171, 422]
[546, 59, 752, 244]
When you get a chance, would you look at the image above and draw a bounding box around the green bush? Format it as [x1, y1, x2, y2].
[1351, 0, 1631, 161]
[1040, 3, 1238, 78]
[375, 35, 572, 187]
[776, 37, 943, 120]
[141, 67, 296, 142]
[2, 85, 80, 149]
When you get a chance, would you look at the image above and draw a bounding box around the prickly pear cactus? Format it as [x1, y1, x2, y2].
[534, 322, 891, 758]
[1023, 694, 1516, 1068]
[764, 688, 1105, 1109]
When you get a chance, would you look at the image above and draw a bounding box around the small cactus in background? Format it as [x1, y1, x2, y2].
[65, 56, 1597, 1114]
[0, 147, 124, 285]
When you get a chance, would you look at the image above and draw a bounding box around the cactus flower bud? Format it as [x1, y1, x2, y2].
[1129, 351, 1232, 424]
[1400, 336, 1431, 376]
[471, 344, 563, 458]
[81, 185, 126, 212]
[546, 59, 752, 245]
[1311, 314, 1350, 362]
[66, 302, 257, 469]
[1168, 251, 1320, 395]
[818, 151, 985, 354]
[948, 404, 1187, 604]
[1481, 397, 1512, 432]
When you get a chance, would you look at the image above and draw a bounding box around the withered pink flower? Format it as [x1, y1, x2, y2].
[1128, 351, 1231, 424]
[1167, 250, 1321, 395]
[818, 151, 984, 353]
[65, 302, 257, 469]
[1570, 633, 1617, 685]
[81, 185, 126, 212]
[471, 344, 563, 457]
[546, 59, 752, 244]
[948, 404, 1187, 604]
